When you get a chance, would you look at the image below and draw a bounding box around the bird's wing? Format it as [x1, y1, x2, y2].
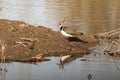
[63, 27, 77, 35]
[63, 27, 83, 35]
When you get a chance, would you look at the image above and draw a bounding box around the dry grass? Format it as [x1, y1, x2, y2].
[0, 40, 7, 63]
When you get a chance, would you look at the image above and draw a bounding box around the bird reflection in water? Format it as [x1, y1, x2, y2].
[57, 55, 71, 70]
[57, 55, 76, 70]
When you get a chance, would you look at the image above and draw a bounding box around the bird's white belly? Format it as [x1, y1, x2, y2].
[61, 30, 73, 37]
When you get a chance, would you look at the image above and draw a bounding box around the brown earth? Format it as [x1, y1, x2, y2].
[0, 19, 97, 62]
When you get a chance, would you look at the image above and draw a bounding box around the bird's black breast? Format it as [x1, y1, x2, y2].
[60, 27, 63, 31]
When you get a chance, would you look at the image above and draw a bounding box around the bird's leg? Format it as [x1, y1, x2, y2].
[67, 37, 74, 41]
[67, 37, 70, 41]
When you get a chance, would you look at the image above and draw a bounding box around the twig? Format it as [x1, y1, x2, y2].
[0, 40, 7, 63]
[19, 37, 38, 42]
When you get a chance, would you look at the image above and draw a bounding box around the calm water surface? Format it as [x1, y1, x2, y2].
[1, 54, 120, 80]
[0, 0, 120, 33]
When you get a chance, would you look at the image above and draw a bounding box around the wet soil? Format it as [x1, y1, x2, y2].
[0, 19, 97, 62]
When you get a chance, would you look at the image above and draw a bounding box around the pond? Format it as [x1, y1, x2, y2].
[0, 0, 120, 80]
[0, 53, 120, 80]
[0, 0, 120, 33]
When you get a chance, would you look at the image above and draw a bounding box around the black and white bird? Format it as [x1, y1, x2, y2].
[60, 55, 71, 64]
[58, 22, 83, 41]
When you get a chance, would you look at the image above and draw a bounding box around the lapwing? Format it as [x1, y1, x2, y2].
[58, 22, 83, 41]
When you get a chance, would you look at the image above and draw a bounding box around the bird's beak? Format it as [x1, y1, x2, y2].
[58, 24, 61, 28]
[57, 24, 60, 27]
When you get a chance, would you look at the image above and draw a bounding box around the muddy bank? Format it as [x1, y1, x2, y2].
[0, 19, 97, 62]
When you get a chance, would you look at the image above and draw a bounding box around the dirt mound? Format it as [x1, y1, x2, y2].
[0, 19, 97, 62]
